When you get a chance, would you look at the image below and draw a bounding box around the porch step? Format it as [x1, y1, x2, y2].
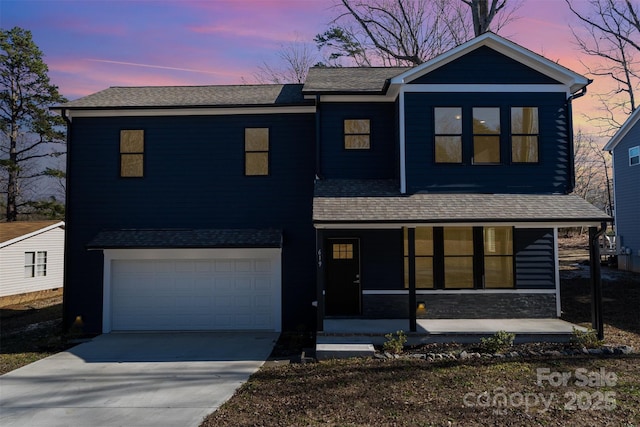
[315, 336, 375, 360]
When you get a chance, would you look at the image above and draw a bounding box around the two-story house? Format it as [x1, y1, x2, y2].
[604, 108, 640, 273]
[55, 33, 609, 336]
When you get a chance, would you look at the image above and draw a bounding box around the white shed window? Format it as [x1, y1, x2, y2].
[25, 251, 47, 277]
[630, 146, 639, 166]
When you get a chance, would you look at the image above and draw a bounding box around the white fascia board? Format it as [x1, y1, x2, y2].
[314, 221, 606, 229]
[603, 107, 640, 151]
[391, 33, 589, 93]
[101, 247, 281, 260]
[303, 86, 401, 103]
[65, 105, 315, 120]
[0, 221, 65, 249]
[401, 84, 570, 94]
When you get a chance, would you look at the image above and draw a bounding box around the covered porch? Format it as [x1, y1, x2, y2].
[313, 180, 612, 343]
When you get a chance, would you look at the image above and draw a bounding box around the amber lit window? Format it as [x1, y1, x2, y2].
[245, 128, 269, 176]
[434, 107, 462, 163]
[404, 227, 434, 289]
[344, 119, 370, 149]
[483, 227, 514, 288]
[443, 227, 474, 288]
[120, 130, 144, 177]
[511, 107, 539, 163]
[332, 243, 354, 259]
[473, 107, 500, 164]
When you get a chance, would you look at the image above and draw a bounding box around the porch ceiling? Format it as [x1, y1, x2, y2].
[313, 179, 611, 227]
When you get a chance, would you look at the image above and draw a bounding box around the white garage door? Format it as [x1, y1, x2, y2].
[106, 249, 281, 332]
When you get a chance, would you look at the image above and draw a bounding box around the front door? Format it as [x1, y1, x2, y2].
[325, 238, 361, 316]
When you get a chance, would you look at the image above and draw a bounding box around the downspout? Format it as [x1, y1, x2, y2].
[60, 109, 73, 333]
[589, 221, 607, 340]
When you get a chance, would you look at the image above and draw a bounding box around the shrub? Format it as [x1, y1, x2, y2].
[480, 330, 515, 353]
[570, 327, 603, 349]
[383, 330, 407, 354]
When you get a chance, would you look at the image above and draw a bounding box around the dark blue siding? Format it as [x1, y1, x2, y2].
[321, 229, 404, 290]
[404, 92, 571, 193]
[411, 46, 561, 85]
[514, 228, 556, 289]
[613, 124, 640, 255]
[65, 113, 316, 333]
[319, 102, 397, 179]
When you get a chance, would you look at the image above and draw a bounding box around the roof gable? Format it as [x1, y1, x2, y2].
[0, 221, 65, 248]
[603, 108, 640, 151]
[391, 32, 589, 93]
[409, 45, 560, 85]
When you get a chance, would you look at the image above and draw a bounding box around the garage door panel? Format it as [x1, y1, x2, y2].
[110, 256, 279, 331]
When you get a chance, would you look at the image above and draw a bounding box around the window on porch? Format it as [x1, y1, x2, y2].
[404, 227, 433, 288]
[404, 226, 514, 289]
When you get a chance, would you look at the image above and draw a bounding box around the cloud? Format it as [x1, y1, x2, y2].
[86, 59, 226, 76]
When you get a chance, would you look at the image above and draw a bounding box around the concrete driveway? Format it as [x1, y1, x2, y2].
[0, 332, 278, 427]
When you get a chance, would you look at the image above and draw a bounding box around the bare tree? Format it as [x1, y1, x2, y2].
[315, 0, 519, 67]
[573, 130, 613, 214]
[253, 37, 320, 84]
[566, 0, 639, 134]
[462, 0, 509, 36]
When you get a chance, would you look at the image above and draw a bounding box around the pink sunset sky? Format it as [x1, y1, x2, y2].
[1, 0, 610, 137]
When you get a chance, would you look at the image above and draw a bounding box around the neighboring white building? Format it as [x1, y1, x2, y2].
[0, 221, 65, 299]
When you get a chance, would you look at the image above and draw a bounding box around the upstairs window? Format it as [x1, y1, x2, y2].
[344, 119, 370, 149]
[511, 107, 539, 163]
[473, 107, 501, 164]
[630, 146, 639, 166]
[25, 251, 47, 278]
[120, 130, 144, 177]
[245, 128, 269, 176]
[434, 107, 462, 163]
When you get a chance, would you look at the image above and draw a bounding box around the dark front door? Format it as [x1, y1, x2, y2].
[325, 238, 361, 316]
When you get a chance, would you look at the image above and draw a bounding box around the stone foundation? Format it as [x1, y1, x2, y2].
[362, 293, 557, 319]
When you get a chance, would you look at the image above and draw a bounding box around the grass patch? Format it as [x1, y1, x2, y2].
[0, 297, 72, 375]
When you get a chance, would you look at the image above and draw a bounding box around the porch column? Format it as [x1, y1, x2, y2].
[407, 227, 417, 332]
[589, 224, 606, 340]
[316, 230, 325, 332]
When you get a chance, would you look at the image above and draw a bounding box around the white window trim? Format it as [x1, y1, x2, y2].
[629, 146, 639, 166]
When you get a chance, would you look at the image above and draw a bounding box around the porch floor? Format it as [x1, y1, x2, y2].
[318, 318, 586, 345]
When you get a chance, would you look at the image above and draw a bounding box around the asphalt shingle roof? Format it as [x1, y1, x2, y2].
[303, 67, 409, 94]
[86, 228, 282, 249]
[313, 180, 611, 224]
[58, 84, 309, 109]
[0, 221, 64, 246]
